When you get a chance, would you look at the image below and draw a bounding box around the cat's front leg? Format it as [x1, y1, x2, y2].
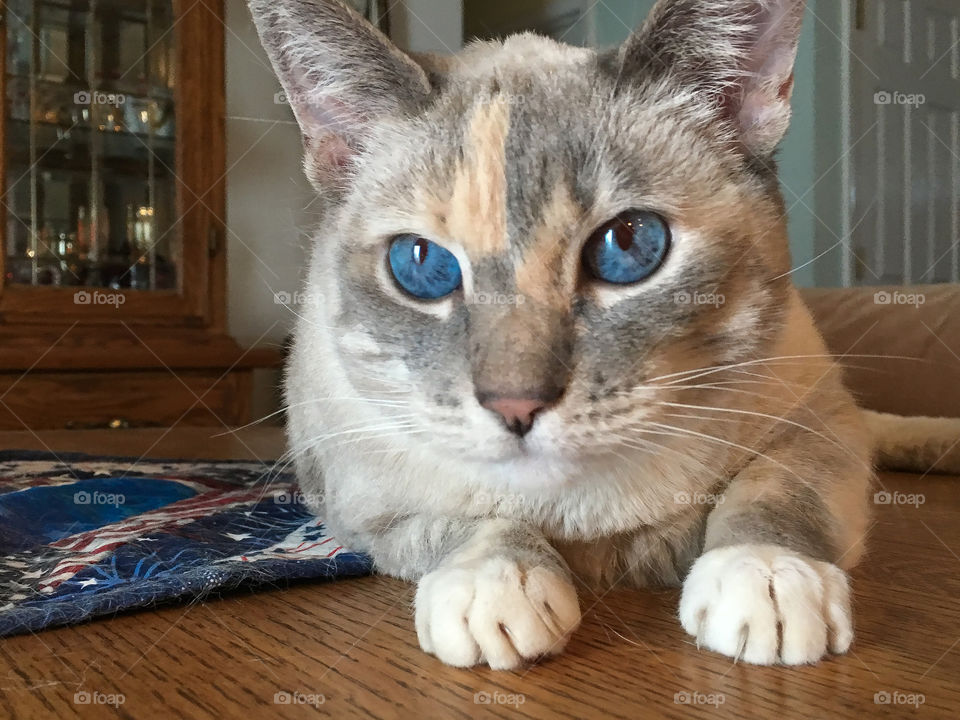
[352, 513, 581, 669]
[678, 425, 871, 665]
[414, 519, 581, 669]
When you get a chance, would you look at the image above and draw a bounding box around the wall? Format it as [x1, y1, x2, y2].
[392, 0, 465, 54]
[778, 0, 818, 287]
[225, 0, 316, 418]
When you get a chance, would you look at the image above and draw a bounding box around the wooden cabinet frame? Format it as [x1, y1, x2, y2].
[0, 0, 280, 430]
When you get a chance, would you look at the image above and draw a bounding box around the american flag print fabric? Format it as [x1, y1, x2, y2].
[0, 451, 372, 637]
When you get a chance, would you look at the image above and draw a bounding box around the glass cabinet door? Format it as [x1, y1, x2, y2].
[3, 0, 179, 293]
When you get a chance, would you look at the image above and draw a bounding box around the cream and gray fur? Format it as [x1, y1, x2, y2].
[247, 0, 949, 669]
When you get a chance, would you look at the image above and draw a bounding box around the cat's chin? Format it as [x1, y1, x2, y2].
[453, 435, 595, 475]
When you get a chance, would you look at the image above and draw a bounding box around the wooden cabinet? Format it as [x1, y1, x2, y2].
[0, 0, 279, 430]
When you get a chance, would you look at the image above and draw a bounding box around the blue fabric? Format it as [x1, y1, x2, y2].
[0, 452, 372, 637]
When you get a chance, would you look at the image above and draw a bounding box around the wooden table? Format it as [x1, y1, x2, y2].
[1, 428, 958, 718]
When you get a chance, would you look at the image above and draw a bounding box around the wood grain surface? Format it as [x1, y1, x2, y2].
[0, 428, 957, 719]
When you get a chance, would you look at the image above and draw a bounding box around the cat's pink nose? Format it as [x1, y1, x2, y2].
[480, 397, 549, 438]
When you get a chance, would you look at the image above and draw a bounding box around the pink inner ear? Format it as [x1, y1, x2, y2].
[731, 1, 804, 153]
[778, 75, 795, 100]
[303, 134, 357, 184]
[290, 88, 369, 179]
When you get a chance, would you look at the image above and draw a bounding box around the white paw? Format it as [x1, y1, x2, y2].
[679, 544, 853, 665]
[415, 556, 581, 670]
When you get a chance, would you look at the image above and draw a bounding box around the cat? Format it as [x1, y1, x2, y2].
[247, 0, 958, 670]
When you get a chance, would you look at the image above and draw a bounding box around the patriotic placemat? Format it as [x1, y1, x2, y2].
[0, 451, 372, 637]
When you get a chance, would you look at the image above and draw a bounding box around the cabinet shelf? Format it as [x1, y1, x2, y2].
[0, 0, 274, 431]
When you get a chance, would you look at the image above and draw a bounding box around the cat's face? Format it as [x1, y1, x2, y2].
[250, 0, 806, 469]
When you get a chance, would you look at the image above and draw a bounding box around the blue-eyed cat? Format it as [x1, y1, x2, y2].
[247, 0, 957, 669]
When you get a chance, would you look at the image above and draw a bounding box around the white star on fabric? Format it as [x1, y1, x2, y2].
[78, 579, 98, 588]
[225, 533, 252, 541]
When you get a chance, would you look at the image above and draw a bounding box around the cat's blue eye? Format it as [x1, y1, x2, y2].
[583, 211, 670, 285]
[388, 235, 463, 300]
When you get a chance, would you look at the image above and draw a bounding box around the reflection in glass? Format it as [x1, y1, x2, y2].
[3, 0, 179, 291]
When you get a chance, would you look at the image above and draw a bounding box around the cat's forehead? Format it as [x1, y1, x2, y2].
[407, 39, 611, 265]
[410, 89, 592, 305]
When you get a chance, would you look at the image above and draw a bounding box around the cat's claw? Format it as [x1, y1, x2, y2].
[679, 544, 853, 665]
[415, 557, 581, 670]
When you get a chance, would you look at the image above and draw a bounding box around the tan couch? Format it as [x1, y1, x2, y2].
[802, 286, 960, 420]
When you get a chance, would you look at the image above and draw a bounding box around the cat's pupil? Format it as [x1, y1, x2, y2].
[413, 239, 429, 265]
[609, 221, 635, 252]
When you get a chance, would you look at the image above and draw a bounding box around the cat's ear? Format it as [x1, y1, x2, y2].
[620, 0, 806, 157]
[247, 0, 432, 190]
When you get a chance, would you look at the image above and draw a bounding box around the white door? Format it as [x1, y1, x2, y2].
[850, 0, 960, 286]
